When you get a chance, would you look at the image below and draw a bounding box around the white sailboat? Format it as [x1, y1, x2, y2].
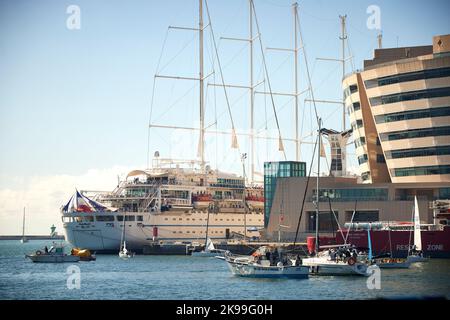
[407, 196, 429, 263]
[20, 207, 28, 243]
[119, 216, 134, 260]
[223, 246, 309, 279]
[191, 237, 226, 257]
[300, 120, 372, 277]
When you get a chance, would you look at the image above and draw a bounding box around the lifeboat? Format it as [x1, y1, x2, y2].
[192, 194, 213, 209]
[71, 248, 96, 261]
[245, 195, 265, 209]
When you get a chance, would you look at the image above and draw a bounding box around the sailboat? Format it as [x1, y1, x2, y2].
[300, 120, 372, 276]
[20, 207, 28, 243]
[407, 196, 429, 263]
[375, 220, 411, 269]
[192, 237, 226, 257]
[119, 216, 134, 259]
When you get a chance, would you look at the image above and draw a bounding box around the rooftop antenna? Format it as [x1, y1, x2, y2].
[377, 31, 383, 49]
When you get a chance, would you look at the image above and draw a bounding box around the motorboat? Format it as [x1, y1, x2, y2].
[26, 244, 80, 263]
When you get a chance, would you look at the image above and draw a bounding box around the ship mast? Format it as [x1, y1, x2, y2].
[249, 0, 254, 184]
[199, 0, 205, 171]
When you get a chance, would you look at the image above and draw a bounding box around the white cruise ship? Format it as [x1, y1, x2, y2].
[61, 157, 264, 251]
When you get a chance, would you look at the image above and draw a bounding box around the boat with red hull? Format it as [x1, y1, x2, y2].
[318, 225, 450, 258]
[317, 199, 450, 258]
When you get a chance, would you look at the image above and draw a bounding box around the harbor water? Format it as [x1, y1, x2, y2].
[1, 240, 449, 300]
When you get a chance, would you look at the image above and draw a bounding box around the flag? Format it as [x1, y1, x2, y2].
[320, 137, 326, 158]
[231, 129, 239, 149]
[278, 136, 284, 152]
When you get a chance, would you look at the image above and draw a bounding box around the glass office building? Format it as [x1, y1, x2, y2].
[264, 161, 306, 227]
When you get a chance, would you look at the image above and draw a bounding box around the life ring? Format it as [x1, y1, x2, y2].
[347, 257, 356, 266]
[35, 250, 42, 256]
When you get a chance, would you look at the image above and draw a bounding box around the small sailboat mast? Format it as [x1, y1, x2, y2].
[21, 207, 28, 243]
[314, 118, 322, 254]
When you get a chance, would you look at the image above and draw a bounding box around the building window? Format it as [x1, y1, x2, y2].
[361, 171, 371, 181]
[385, 145, 450, 159]
[370, 87, 450, 106]
[346, 211, 379, 222]
[392, 165, 450, 177]
[376, 154, 386, 163]
[351, 119, 364, 131]
[374, 106, 450, 124]
[358, 154, 368, 165]
[307, 211, 339, 232]
[352, 102, 361, 111]
[313, 188, 388, 202]
[371, 67, 450, 87]
[439, 188, 450, 199]
[354, 137, 366, 148]
[380, 126, 450, 141]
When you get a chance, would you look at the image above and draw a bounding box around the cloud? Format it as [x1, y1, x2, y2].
[0, 166, 134, 235]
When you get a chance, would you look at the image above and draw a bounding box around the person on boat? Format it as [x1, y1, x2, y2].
[329, 249, 336, 261]
[44, 246, 48, 254]
[272, 248, 279, 265]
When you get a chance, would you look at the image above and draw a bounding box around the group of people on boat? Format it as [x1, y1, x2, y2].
[327, 246, 359, 263]
[252, 247, 301, 267]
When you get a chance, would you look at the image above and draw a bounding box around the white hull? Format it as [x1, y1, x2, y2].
[302, 257, 370, 276]
[26, 254, 80, 263]
[62, 211, 263, 251]
[407, 255, 429, 263]
[191, 249, 226, 257]
[226, 261, 309, 279]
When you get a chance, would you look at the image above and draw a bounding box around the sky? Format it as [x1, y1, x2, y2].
[0, 0, 449, 235]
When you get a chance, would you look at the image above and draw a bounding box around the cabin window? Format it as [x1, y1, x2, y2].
[96, 215, 114, 222]
[165, 218, 168, 221]
[62, 216, 73, 223]
[137, 216, 143, 222]
[117, 216, 124, 222]
[125, 216, 135, 221]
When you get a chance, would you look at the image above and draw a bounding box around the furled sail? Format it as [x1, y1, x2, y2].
[62, 190, 116, 213]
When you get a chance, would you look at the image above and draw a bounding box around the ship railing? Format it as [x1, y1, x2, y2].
[139, 182, 162, 212]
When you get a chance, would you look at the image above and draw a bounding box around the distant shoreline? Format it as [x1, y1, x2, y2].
[0, 235, 65, 240]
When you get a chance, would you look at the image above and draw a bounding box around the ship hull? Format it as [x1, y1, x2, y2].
[62, 210, 264, 252]
[318, 227, 450, 258]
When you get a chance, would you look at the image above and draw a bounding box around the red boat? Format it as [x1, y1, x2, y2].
[318, 200, 450, 258]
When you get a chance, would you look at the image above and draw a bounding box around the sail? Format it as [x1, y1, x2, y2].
[414, 196, 422, 251]
[206, 238, 215, 251]
[367, 228, 372, 261]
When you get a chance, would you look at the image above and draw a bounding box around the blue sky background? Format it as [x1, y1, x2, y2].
[0, 0, 449, 234]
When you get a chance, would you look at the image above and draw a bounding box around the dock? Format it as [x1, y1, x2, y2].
[142, 241, 308, 256]
[0, 235, 65, 241]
